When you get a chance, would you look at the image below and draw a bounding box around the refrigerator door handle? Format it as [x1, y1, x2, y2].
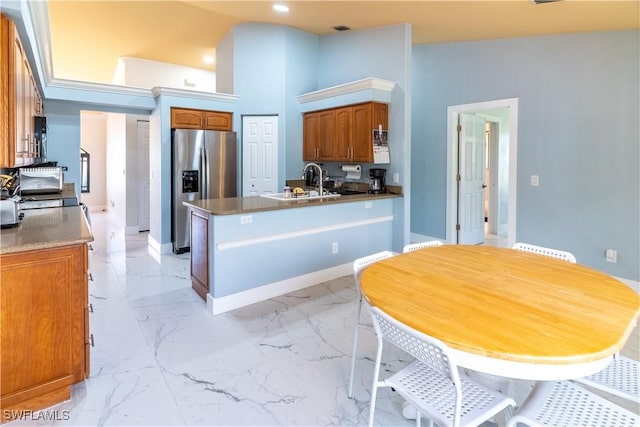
[200, 147, 206, 199]
[203, 147, 211, 199]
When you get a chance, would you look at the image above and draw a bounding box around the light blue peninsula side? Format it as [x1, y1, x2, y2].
[183, 193, 400, 315]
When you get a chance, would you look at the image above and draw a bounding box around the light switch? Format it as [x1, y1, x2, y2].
[530, 175, 539, 186]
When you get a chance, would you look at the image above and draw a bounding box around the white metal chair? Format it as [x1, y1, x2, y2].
[403, 240, 443, 253]
[367, 305, 516, 427]
[506, 380, 639, 427]
[573, 354, 639, 403]
[512, 242, 576, 263]
[347, 250, 396, 399]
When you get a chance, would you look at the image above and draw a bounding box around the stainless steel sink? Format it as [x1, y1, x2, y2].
[260, 192, 341, 201]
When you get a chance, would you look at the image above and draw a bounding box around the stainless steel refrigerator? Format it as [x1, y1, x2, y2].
[172, 129, 237, 254]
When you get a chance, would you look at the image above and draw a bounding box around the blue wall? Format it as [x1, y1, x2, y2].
[316, 24, 412, 250]
[9, 2, 638, 280]
[220, 23, 319, 185]
[412, 30, 639, 280]
[218, 23, 412, 250]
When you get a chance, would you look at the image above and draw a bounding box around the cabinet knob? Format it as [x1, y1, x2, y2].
[89, 303, 94, 313]
[88, 272, 94, 282]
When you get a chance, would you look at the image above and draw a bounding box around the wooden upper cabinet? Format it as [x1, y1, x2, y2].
[303, 102, 388, 163]
[203, 111, 232, 131]
[317, 109, 336, 160]
[352, 102, 388, 162]
[171, 108, 202, 129]
[303, 112, 320, 161]
[334, 107, 352, 162]
[303, 109, 336, 161]
[171, 107, 232, 131]
[1, 13, 41, 168]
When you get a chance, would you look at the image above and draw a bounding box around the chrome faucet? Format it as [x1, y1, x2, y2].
[301, 162, 323, 196]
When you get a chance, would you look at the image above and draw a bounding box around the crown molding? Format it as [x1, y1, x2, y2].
[47, 78, 153, 96]
[297, 77, 396, 104]
[152, 87, 239, 103]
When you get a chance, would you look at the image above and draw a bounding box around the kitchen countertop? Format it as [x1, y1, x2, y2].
[184, 192, 401, 215]
[0, 205, 94, 255]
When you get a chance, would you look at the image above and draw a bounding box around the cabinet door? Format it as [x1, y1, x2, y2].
[13, 35, 26, 166]
[203, 111, 232, 131]
[1, 245, 87, 410]
[372, 102, 389, 133]
[351, 103, 374, 162]
[190, 209, 209, 301]
[171, 108, 202, 129]
[334, 107, 352, 162]
[25, 66, 36, 162]
[303, 112, 320, 161]
[317, 109, 336, 160]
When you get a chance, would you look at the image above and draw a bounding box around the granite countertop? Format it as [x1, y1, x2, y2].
[0, 206, 94, 255]
[184, 192, 401, 216]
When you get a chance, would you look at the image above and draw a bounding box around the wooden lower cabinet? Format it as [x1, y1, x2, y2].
[0, 244, 89, 423]
[190, 209, 209, 300]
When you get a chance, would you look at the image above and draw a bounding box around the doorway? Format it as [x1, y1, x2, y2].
[242, 115, 279, 196]
[137, 120, 150, 231]
[446, 98, 518, 247]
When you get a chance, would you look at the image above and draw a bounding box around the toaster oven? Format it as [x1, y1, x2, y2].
[19, 167, 63, 194]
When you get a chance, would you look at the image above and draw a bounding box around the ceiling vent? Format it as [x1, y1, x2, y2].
[333, 25, 351, 32]
[531, 0, 562, 3]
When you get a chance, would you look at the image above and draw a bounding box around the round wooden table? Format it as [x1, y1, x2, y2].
[360, 245, 640, 380]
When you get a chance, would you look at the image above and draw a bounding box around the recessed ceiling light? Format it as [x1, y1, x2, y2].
[273, 4, 289, 13]
[202, 55, 214, 65]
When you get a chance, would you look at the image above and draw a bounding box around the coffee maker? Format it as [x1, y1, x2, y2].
[368, 168, 387, 194]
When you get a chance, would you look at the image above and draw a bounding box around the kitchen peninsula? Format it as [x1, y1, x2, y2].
[0, 206, 93, 422]
[184, 192, 400, 315]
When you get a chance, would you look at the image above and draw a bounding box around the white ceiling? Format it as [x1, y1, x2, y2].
[46, 0, 640, 84]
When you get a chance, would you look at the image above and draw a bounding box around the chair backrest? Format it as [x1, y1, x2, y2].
[512, 242, 576, 263]
[369, 305, 462, 421]
[403, 240, 443, 253]
[353, 251, 396, 287]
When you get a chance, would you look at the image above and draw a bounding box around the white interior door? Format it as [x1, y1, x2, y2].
[458, 113, 486, 244]
[242, 116, 278, 196]
[137, 120, 150, 231]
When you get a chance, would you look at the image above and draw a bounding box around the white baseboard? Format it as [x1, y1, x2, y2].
[206, 263, 352, 315]
[410, 232, 446, 244]
[87, 205, 108, 212]
[147, 235, 173, 255]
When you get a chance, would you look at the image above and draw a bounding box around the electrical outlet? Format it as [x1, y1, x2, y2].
[605, 249, 617, 263]
[393, 172, 400, 184]
[365, 202, 372, 209]
[332, 242, 339, 254]
[240, 215, 252, 224]
[530, 175, 539, 186]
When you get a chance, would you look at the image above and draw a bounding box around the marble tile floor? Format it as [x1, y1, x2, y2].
[7, 210, 638, 426]
[7, 211, 423, 426]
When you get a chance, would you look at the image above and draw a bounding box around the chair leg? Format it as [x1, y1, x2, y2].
[348, 296, 363, 398]
[368, 336, 384, 427]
